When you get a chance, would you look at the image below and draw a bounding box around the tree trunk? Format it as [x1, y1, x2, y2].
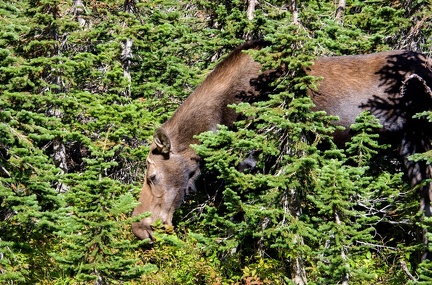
[283, 189, 308, 284]
[122, 0, 134, 97]
[335, 0, 346, 22]
[291, 240, 308, 285]
[335, 212, 349, 285]
[247, 0, 256, 21]
[53, 138, 68, 193]
[289, 0, 299, 24]
[73, 0, 86, 27]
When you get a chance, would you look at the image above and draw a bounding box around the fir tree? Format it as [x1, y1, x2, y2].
[0, 0, 430, 283]
[52, 145, 151, 282]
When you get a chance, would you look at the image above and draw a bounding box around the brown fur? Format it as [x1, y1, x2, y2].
[132, 42, 264, 240]
[310, 51, 432, 143]
[164, 43, 263, 152]
[132, 43, 432, 241]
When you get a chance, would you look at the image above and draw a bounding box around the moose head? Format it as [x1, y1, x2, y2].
[131, 41, 265, 240]
[132, 128, 200, 240]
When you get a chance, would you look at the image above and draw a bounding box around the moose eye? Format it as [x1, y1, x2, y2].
[148, 174, 157, 184]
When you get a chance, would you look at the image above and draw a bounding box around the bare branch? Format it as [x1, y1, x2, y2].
[401, 260, 417, 281]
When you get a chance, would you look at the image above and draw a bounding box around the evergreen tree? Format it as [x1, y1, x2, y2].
[52, 145, 151, 282]
[0, 1, 65, 282]
[0, 0, 430, 283]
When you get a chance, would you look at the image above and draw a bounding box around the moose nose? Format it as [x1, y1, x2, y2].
[132, 220, 154, 241]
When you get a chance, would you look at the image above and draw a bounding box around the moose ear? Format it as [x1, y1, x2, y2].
[154, 128, 171, 154]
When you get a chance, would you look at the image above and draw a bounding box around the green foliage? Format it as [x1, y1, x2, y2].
[345, 111, 389, 166]
[51, 150, 148, 282]
[137, 232, 226, 285]
[417, 216, 432, 284]
[0, 0, 430, 284]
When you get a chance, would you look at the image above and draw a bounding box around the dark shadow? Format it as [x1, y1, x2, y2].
[361, 52, 432, 134]
[362, 51, 432, 260]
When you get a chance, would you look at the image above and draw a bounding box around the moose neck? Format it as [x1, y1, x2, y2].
[162, 44, 263, 153]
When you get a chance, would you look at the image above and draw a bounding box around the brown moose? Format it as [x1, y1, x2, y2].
[132, 41, 432, 241]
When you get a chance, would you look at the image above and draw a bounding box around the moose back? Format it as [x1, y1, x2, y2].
[132, 42, 432, 241]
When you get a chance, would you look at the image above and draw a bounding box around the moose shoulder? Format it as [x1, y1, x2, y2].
[132, 43, 432, 241]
